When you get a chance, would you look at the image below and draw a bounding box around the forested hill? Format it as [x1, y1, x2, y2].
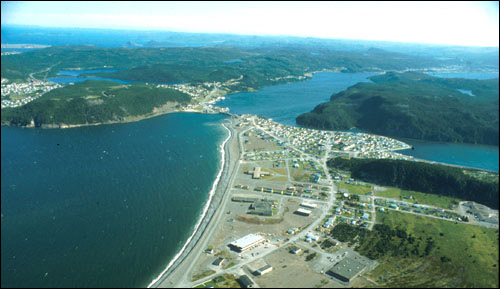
[328, 157, 499, 209]
[2, 45, 442, 91]
[297, 71, 499, 145]
[1, 80, 190, 127]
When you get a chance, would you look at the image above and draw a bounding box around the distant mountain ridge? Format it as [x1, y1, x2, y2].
[297, 71, 499, 145]
[2, 25, 498, 71]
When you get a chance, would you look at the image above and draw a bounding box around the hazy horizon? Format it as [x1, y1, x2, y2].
[2, 1, 499, 47]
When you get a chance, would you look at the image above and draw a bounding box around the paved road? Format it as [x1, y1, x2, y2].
[29, 62, 60, 81]
[184, 116, 339, 288]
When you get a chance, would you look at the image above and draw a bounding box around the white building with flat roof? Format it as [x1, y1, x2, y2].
[255, 265, 273, 276]
[300, 202, 318, 209]
[229, 233, 266, 252]
[295, 208, 312, 216]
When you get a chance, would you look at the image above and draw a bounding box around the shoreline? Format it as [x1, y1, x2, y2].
[147, 117, 236, 288]
[0, 108, 216, 129]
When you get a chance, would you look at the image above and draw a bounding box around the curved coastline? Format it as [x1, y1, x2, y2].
[147, 118, 234, 288]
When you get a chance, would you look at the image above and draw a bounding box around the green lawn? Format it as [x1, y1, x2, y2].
[337, 181, 372, 195]
[367, 210, 499, 288]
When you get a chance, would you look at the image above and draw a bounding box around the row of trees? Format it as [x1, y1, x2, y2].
[328, 157, 499, 209]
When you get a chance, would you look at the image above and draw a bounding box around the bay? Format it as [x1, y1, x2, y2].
[217, 71, 498, 172]
[1, 112, 228, 288]
[397, 138, 499, 172]
[216, 72, 377, 126]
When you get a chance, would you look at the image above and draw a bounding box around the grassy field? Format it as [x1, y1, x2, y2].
[337, 181, 372, 195]
[290, 168, 313, 182]
[366, 210, 499, 288]
[267, 175, 288, 182]
[375, 186, 461, 209]
[269, 167, 286, 175]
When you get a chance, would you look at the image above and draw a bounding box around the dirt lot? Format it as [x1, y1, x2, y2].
[254, 246, 345, 288]
[243, 135, 282, 152]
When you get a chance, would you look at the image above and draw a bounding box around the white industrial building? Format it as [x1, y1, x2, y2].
[229, 233, 266, 252]
[295, 208, 312, 216]
[300, 202, 318, 209]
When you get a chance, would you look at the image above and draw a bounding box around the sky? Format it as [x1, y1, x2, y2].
[1, 1, 499, 47]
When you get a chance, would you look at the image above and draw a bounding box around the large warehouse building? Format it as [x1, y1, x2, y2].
[229, 233, 266, 252]
[326, 257, 366, 283]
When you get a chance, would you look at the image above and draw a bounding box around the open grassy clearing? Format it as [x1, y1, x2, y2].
[366, 210, 499, 288]
[375, 186, 460, 209]
[337, 181, 372, 195]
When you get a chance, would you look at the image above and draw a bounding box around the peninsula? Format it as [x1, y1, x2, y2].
[150, 114, 498, 288]
[297, 71, 499, 146]
[1, 45, 498, 288]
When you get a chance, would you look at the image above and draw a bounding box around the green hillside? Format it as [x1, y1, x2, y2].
[1, 80, 190, 127]
[331, 211, 498, 287]
[328, 157, 499, 209]
[297, 71, 499, 145]
[2, 46, 442, 91]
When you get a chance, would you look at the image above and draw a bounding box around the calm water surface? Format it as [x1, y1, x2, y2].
[47, 69, 130, 85]
[216, 72, 377, 126]
[397, 138, 498, 172]
[2, 70, 498, 288]
[1, 113, 228, 287]
[218, 71, 498, 171]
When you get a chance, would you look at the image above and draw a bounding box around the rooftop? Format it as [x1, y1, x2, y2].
[230, 233, 265, 249]
[328, 257, 366, 280]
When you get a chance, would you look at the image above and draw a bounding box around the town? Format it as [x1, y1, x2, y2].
[160, 114, 498, 288]
[1, 78, 62, 108]
[1, 66, 497, 289]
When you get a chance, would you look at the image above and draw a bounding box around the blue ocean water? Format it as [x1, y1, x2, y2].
[217, 71, 498, 172]
[1, 112, 228, 288]
[216, 72, 377, 126]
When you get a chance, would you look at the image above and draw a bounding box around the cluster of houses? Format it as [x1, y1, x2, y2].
[254, 117, 331, 158]
[304, 232, 319, 243]
[332, 131, 410, 153]
[157, 82, 221, 98]
[1, 79, 62, 108]
[375, 199, 465, 221]
[322, 216, 336, 229]
[244, 115, 412, 164]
